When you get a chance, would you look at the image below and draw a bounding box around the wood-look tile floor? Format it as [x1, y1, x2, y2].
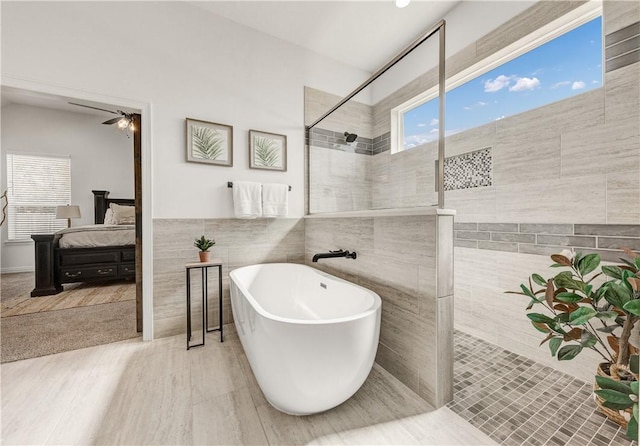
[1, 325, 496, 446]
[1, 272, 135, 317]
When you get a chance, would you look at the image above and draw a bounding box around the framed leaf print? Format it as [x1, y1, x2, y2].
[249, 130, 287, 172]
[186, 118, 233, 166]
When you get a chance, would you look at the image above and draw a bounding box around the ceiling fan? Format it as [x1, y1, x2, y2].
[68, 102, 135, 130]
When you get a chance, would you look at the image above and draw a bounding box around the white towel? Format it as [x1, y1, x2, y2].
[232, 181, 262, 219]
[262, 183, 288, 218]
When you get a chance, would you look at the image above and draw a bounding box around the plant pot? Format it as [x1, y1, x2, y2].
[594, 362, 634, 428]
[198, 251, 210, 263]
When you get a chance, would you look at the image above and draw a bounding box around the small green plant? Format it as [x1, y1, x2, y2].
[194, 235, 215, 252]
[509, 248, 640, 439]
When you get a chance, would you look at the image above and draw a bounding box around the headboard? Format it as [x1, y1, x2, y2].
[92, 190, 135, 224]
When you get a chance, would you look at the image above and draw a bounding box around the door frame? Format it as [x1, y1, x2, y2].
[1, 75, 154, 341]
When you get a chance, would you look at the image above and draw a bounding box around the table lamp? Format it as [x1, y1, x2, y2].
[56, 204, 81, 228]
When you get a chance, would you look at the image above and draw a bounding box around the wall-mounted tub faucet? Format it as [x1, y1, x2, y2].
[312, 249, 357, 262]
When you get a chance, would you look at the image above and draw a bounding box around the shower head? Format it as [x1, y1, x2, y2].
[344, 132, 358, 143]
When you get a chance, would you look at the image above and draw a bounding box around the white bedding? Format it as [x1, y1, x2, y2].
[57, 224, 135, 248]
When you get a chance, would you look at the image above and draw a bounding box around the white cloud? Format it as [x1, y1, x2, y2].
[572, 81, 586, 90]
[484, 75, 512, 93]
[509, 77, 540, 92]
[464, 106, 471, 111]
[552, 81, 571, 89]
[495, 116, 505, 121]
[430, 118, 439, 126]
[477, 101, 488, 107]
[417, 123, 427, 127]
[429, 128, 439, 134]
[592, 80, 599, 84]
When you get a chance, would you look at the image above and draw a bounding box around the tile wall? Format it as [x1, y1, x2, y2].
[153, 218, 304, 338]
[304, 214, 454, 408]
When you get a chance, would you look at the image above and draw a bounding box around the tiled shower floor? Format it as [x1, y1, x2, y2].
[448, 331, 635, 446]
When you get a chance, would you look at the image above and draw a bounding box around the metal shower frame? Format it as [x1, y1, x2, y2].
[306, 19, 447, 209]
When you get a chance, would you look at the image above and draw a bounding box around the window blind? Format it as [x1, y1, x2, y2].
[6, 153, 71, 240]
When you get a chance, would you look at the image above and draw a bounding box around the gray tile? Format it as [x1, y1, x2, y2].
[519, 223, 573, 235]
[606, 49, 640, 72]
[604, 21, 640, 47]
[605, 35, 640, 60]
[455, 222, 478, 231]
[456, 231, 490, 241]
[478, 223, 518, 232]
[491, 232, 535, 244]
[454, 239, 478, 249]
[575, 224, 640, 237]
[477, 240, 518, 253]
[597, 237, 640, 250]
[536, 235, 596, 248]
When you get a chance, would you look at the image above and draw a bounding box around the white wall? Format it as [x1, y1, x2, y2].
[1, 103, 134, 272]
[0, 1, 369, 219]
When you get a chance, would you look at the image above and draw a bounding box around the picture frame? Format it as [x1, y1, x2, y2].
[249, 129, 287, 172]
[186, 118, 233, 167]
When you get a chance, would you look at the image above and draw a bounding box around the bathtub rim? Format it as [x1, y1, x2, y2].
[230, 263, 381, 326]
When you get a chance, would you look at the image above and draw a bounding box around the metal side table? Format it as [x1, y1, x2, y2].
[186, 259, 223, 349]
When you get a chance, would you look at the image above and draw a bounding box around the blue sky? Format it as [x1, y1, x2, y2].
[403, 16, 603, 149]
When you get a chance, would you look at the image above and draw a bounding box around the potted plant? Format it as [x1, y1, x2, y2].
[509, 248, 640, 440]
[194, 235, 215, 262]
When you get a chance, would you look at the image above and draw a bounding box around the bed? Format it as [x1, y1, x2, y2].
[31, 190, 136, 297]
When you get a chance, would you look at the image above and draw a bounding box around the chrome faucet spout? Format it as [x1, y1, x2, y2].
[312, 249, 357, 262]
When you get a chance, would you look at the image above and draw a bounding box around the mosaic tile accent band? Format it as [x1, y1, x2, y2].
[449, 331, 634, 446]
[443, 147, 492, 191]
[454, 222, 640, 262]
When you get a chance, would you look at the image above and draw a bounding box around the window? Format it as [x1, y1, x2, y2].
[393, 7, 602, 152]
[6, 153, 71, 241]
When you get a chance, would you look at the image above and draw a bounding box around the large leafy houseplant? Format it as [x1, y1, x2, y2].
[510, 248, 640, 439]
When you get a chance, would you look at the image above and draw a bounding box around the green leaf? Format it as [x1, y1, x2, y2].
[569, 307, 597, 325]
[532, 274, 547, 287]
[520, 284, 536, 300]
[554, 273, 583, 291]
[631, 381, 638, 395]
[602, 265, 624, 280]
[555, 292, 583, 303]
[527, 313, 555, 324]
[557, 344, 582, 360]
[627, 416, 638, 442]
[596, 311, 619, 322]
[549, 337, 562, 357]
[580, 331, 598, 348]
[623, 299, 640, 316]
[595, 375, 633, 394]
[578, 253, 600, 276]
[634, 404, 639, 423]
[594, 389, 634, 406]
[603, 400, 635, 410]
[604, 283, 632, 308]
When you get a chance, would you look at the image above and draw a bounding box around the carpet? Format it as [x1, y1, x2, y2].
[1, 300, 139, 363]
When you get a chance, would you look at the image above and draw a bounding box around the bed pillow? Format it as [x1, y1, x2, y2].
[103, 208, 115, 225]
[110, 203, 135, 225]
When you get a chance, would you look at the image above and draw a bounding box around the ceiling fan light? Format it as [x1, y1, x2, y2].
[117, 117, 129, 129]
[396, 0, 411, 8]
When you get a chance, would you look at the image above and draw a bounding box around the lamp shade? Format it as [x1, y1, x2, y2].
[56, 205, 81, 219]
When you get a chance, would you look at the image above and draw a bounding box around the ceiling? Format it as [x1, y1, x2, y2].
[190, 0, 461, 73]
[1, 86, 139, 117]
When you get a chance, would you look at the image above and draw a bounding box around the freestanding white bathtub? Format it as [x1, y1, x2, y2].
[229, 263, 381, 415]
